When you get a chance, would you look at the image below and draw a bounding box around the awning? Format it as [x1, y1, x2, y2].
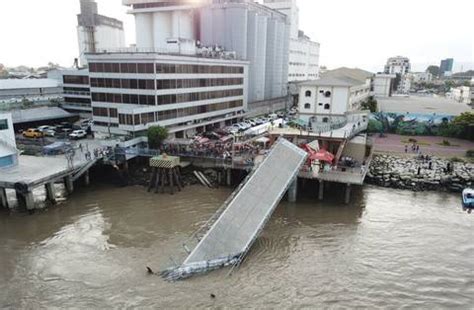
[309, 149, 335, 163]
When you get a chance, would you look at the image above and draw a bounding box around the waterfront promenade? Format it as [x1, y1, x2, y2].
[373, 134, 474, 157]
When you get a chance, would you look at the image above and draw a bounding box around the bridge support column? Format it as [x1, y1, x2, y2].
[64, 176, 74, 195]
[0, 188, 8, 209]
[16, 190, 35, 211]
[45, 183, 56, 204]
[226, 169, 232, 186]
[345, 184, 351, 204]
[288, 178, 297, 203]
[83, 170, 90, 186]
[318, 180, 324, 200]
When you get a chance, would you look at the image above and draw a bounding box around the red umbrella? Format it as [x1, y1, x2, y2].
[309, 149, 335, 163]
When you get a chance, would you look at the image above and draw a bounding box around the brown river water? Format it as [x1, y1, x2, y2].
[0, 183, 473, 309]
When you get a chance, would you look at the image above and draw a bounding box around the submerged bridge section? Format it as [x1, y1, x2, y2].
[163, 138, 307, 280]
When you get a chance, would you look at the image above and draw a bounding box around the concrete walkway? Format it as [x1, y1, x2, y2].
[373, 134, 474, 157]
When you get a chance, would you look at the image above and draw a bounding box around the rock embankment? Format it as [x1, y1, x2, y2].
[366, 154, 473, 192]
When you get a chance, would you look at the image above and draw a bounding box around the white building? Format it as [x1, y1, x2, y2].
[77, 0, 125, 66]
[263, 0, 320, 82]
[410, 72, 433, 83]
[199, 0, 290, 103]
[452, 86, 472, 104]
[384, 56, 411, 75]
[87, 52, 248, 138]
[297, 75, 371, 124]
[0, 113, 18, 169]
[373, 73, 395, 98]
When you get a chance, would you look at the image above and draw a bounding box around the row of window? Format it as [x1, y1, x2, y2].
[91, 89, 243, 105]
[90, 77, 243, 90]
[305, 90, 332, 98]
[117, 100, 243, 126]
[64, 97, 91, 104]
[304, 103, 330, 110]
[133, 2, 183, 9]
[63, 75, 89, 85]
[94, 121, 119, 128]
[89, 62, 244, 75]
[93, 107, 118, 118]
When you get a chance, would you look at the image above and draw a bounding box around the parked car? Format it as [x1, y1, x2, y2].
[268, 113, 278, 120]
[277, 111, 285, 118]
[22, 128, 43, 139]
[37, 125, 55, 132]
[69, 130, 87, 140]
[245, 120, 256, 127]
[42, 129, 56, 137]
[81, 119, 93, 130]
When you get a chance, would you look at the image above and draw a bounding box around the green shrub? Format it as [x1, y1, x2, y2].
[441, 139, 451, 146]
[466, 150, 474, 158]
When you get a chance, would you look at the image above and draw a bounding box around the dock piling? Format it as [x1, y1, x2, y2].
[287, 178, 298, 203]
[318, 180, 324, 200]
[45, 183, 56, 204]
[345, 184, 351, 204]
[0, 188, 8, 209]
[64, 176, 74, 195]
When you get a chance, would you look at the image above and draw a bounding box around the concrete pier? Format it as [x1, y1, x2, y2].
[318, 180, 324, 200]
[16, 191, 35, 211]
[84, 170, 90, 186]
[0, 188, 8, 209]
[345, 184, 351, 204]
[226, 169, 232, 186]
[45, 183, 56, 204]
[288, 178, 298, 203]
[64, 176, 74, 195]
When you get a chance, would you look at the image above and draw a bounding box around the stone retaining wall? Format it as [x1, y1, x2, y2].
[366, 154, 473, 192]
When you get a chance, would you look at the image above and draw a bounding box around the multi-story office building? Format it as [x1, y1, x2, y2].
[59, 69, 92, 116]
[440, 58, 454, 76]
[0, 113, 18, 169]
[77, 0, 125, 66]
[410, 72, 433, 83]
[384, 56, 411, 75]
[263, 0, 320, 82]
[87, 53, 248, 138]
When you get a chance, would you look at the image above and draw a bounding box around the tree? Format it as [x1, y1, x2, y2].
[452, 112, 474, 141]
[147, 126, 168, 149]
[361, 96, 378, 113]
[426, 65, 440, 78]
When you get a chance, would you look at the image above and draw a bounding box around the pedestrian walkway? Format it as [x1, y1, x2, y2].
[162, 138, 308, 280]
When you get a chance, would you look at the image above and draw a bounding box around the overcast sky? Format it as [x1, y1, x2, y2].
[0, 0, 472, 72]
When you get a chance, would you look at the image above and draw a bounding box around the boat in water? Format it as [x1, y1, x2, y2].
[462, 188, 474, 213]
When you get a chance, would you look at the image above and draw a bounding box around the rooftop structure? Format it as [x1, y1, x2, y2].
[384, 56, 411, 75]
[77, 0, 126, 66]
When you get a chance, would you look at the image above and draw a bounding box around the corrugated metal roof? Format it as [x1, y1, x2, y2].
[11, 107, 75, 124]
[322, 67, 373, 83]
[0, 79, 60, 90]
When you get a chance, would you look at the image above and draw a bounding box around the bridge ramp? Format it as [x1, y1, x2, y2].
[165, 138, 307, 279]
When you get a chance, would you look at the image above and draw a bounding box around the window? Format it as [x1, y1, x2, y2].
[322, 117, 329, 123]
[304, 103, 311, 109]
[324, 104, 330, 110]
[324, 91, 332, 98]
[305, 90, 312, 97]
[0, 119, 8, 130]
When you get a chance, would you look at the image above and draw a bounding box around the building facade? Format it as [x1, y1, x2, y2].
[297, 76, 371, 123]
[87, 53, 248, 138]
[440, 58, 454, 76]
[451, 86, 472, 104]
[199, 0, 290, 103]
[373, 73, 395, 98]
[263, 0, 320, 82]
[59, 69, 92, 116]
[77, 0, 125, 66]
[410, 72, 433, 83]
[384, 56, 411, 75]
[0, 113, 18, 169]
